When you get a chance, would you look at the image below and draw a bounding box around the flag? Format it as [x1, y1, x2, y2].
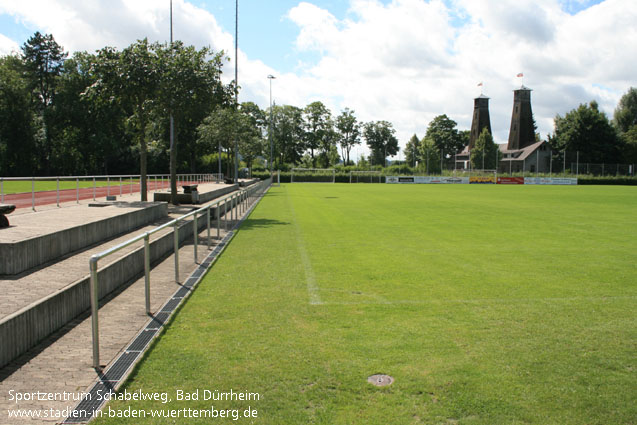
[516, 73, 524, 77]
[477, 82, 483, 87]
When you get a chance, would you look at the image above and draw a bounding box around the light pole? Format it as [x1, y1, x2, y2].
[268, 75, 276, 176]
[234, 0, 239, 183]
[169, 0, 176, 204]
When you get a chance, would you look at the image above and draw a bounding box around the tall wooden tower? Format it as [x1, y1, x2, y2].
[469, 94, 492, 150]
[507, 86, 535, 150]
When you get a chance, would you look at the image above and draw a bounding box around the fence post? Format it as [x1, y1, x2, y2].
[89, 258, 100, 369]
[144, 234, 151, 315]
[76, 178, 80, 203]
[207, 207, 211, 250]
[56, 177, 60, 207]
[32, 177, 35, 211]
[130, 176, 133, 196]
[107, 176, 110, 197]
[93, 177, 96, 200]
[193, 213, 198, 263]
[216, 201, 220, 239]
[120, 176, 123, 196]
[1, 177, 4, 203]
[174, 221, 180, 283]
[224, 198, 227, 231]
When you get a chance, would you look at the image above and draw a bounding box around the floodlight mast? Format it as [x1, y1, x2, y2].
[169, 0, 176, 204]
[268, 75, 276, 177]
[234, 0, 239, 183]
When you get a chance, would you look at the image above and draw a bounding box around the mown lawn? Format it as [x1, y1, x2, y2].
[94, 184, 636, 425]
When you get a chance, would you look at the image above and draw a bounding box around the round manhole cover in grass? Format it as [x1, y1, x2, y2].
[367, 374, 394, 387]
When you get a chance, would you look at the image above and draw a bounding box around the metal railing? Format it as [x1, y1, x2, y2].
[88, 178, 271, 369]
[0, 173, 225, 210]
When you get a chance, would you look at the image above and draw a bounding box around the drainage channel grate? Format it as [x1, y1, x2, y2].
[62, 381, 116, 424]
[64, 189, 269, 424]
[161, 297, 182, 313]
[100, 351, 140, 382]
[128, 329, 158, 352]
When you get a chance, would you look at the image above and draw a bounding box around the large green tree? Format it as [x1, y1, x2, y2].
[21, 32, 67, 175]
[470, 128, 500, 170]
[613, 87, 637, 164]
[271, 104, 305, 166]
[0, 55, 37, 175]
[303, 101, 332, 166]
[363, 120, 399, 166]
[404, 134, 420, 167]
[425, 114, 463, 169]
[552, 101, 622, 163]
[419, 136, 441, 174]
[335, 108, 360, 165]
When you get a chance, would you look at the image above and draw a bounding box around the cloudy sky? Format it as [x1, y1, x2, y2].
[0, 0, 635, 160]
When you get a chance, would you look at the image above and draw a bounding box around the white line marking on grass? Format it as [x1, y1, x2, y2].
[287, 193, 322, 305]
[314, 295, 637, 306]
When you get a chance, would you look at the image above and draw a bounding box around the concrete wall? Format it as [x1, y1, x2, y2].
[0, 215, 206, 369]
[0, 203, 167, 276]
[153, 184, 238, 204]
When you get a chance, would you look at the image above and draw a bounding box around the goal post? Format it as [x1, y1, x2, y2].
[291, 168, 336, 183]
[349, 171, 382, 183]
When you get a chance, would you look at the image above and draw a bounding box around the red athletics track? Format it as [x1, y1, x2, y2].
[2, 180, 194, 210]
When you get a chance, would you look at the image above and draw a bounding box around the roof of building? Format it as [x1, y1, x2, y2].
[500, 139, 546, 161]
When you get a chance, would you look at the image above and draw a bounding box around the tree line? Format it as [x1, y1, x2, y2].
[1, 32, 635, 181]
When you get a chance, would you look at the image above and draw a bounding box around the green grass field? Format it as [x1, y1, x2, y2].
[94, 184, 636, 425]
[0, 178, 142, 194]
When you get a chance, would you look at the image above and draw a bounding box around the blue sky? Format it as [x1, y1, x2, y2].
[0, 0, 631, 159]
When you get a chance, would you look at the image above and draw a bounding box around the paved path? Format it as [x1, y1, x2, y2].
[0, 187, 256, 424]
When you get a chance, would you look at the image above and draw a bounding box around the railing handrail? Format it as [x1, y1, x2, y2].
[88, 177, 272, 369]
[0, 173, 223, 181]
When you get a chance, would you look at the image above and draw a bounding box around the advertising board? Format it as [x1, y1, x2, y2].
[386, 176, 469, 184]
[469, 176, 496, 184]
[497, 177, 524, 184]
[524, 177, 578, 185]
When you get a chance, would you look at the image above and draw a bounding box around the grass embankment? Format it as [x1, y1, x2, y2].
[94, 184, 636, 424]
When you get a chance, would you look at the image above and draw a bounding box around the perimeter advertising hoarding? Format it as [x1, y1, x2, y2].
[469, 176, 496, 184]
[524, 177, 578, 185]
[497, 177, 524, 184]
[386, 176, 469, 184]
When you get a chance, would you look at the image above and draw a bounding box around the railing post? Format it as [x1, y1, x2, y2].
[56, 177, 60, 207]
[216, 201, 220, 239]
[144, 234, 151, 315]
[76, 178, 80, 203]
[120, 176, 123, 196]
[89, 258, 100, 369]
[174, 221, 180, 282]
[224, 198, 227, 231]
[93, 177, 96, 201]
[107, 176, 110, 197]
[130, 176, 133, 196]
[32, 177, 35, 211]
[193, 213, 198, 263]
[1, 177, 4, 203]
[207, 208, 211, 250]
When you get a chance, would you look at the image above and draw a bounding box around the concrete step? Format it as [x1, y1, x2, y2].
[0, 194, 242, 369]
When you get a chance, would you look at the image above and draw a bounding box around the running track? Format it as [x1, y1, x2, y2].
[2, 180, 194, 210]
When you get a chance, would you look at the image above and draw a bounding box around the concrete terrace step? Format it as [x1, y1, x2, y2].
[0, 192, 242, 370]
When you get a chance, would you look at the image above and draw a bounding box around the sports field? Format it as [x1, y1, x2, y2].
[94, 184, 636, 424]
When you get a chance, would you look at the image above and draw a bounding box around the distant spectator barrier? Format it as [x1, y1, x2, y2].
[0, 173, 224, 210]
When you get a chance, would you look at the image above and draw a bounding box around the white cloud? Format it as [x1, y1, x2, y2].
[0, 33, 19, 55]
[284, 0, 637, 154]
